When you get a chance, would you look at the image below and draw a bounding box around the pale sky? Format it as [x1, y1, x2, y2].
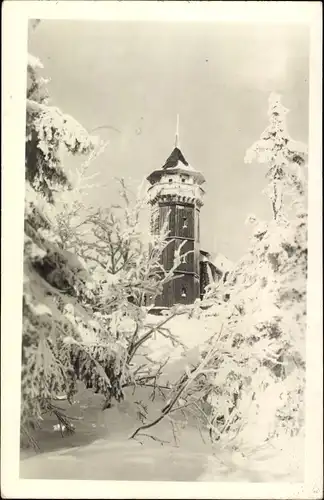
[28, 20, 309, 262]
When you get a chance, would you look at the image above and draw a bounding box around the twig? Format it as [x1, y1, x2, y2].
[21, 425, 40, 452]
[127, 322, 140, 356]
[127, 311, 185, 363]
[134, 433, 170, 445]
[169, 419, 180, 447]
[129, 328, 220, 440]
[196, 417, 207, 445]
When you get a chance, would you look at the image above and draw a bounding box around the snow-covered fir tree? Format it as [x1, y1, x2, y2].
[22, 54, 128, 443]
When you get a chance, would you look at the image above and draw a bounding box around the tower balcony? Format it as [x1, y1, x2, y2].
[147, 179, 205, 207]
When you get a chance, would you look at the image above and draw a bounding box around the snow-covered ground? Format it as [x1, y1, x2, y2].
[20, 313, 303, 482]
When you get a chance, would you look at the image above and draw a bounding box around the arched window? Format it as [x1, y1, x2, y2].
[181, 287, 187, 298]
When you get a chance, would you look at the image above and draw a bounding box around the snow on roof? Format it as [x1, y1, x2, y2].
[199, 249, 233, 273]
[165, 163, 196, 172]
[161, 147, 201, 174]
[211, 252, 233, 272]
[162, 147, 189, 169]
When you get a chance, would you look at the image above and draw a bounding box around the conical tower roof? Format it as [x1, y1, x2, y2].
[162, 146, 189, 169]
[147, 116, 205, 186]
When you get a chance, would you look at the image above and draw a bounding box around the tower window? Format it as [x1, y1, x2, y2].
[169, 178, 173, 183]
[182, 217, 188, 229]
[181, 287, 187, 298]
[151, 206, 160, 235]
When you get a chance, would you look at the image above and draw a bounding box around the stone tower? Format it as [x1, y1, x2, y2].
[146, 117, 205, 307]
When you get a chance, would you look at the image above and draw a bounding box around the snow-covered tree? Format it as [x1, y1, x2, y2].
[22, 54, 127, 444]
[197, 93, 308, 453]
[245, 92, 307, 222]
[52, 175, 195, 403]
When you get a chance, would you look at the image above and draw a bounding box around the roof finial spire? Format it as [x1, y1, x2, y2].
[175, 113, 180, 148]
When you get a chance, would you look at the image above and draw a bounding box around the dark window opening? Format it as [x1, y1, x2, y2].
[182, 217, 188, 229]
[151, 209, 160, 235]
[169, 178, 173, 183]
[181, 287, 187, 298]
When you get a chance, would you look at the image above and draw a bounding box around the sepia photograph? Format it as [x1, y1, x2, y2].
[1, 1, 322, 498]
